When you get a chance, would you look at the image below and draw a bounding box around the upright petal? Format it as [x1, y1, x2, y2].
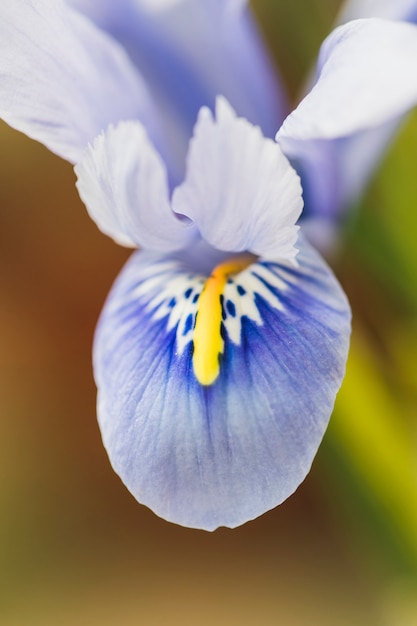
[277, 19, 417, 225]
[68, 0, 286, 173]
[93, 237, 351, 530]
[0, 0, 156, 163]
[75, 121, 198, 250]
[173, 98, 303, 261]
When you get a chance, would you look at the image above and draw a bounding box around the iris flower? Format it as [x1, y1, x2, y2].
[2, 1, 417, 530]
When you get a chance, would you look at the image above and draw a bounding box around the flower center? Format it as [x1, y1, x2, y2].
[129, 251, 290, 388]
[192, 253, 256, 386]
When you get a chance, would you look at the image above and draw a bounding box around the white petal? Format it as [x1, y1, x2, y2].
[75, 121, 198, 250]
[0, 0, 155, 163]
[278, 19, 417, 144]
[173, 98, 303, 261]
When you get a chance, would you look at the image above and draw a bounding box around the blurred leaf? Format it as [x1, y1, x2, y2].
[325, 327, 417, 575]
[349, 109, 417, 312]
[252, 0, 344, 100]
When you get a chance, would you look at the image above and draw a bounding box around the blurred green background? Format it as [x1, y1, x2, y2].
[1, 1, 417, 624]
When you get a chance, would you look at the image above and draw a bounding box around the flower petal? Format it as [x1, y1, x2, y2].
[70, 0, 247, 18]
[278, 19, 417, 143]
[0, 0, 155, 163]
[68, 0, 286, 172]
[75, 121, 198, 250]
[277, 18, 417, 227]
[173, 98, 303, 261]
[93, 237, 351, 530]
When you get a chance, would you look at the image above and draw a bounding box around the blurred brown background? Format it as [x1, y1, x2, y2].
[1, 1, 416, 624]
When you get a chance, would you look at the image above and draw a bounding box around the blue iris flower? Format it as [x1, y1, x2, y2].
[75, 99, 351, 530]
[1, 0, 417, 529]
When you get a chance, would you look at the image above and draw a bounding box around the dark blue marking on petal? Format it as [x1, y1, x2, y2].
[183, 313, 195, 336]
[226, 299, 236, 318]
[237, 285, 246, 296]
[220, 294, 227, 321]
[193, 293, 200, 304]
[168, 297, 176, 308]
[184, 287, 193, 299]
[251, 268, 284, 299]
[220, 321, 226, 341]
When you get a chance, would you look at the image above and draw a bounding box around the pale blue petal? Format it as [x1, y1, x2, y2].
[173, 98, 303, 261]
[277, 19, 417, 228]
[0, 0, 156, 163]
[279, 20, 417, 143]
[93, 237, 351, 530]
[331, 0, 417, 219]
[75, 121, 198, 250]
[280, 120, 401, 225]
[68, 0, 286, 175]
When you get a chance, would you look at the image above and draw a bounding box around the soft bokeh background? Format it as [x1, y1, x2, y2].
[1, 1, 417, 624]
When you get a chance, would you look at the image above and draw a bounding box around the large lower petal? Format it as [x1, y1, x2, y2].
[68, 0, 286, 174]
[0, 0, 155, 163]
[277, 19, 417, 229]
[173, 98, 303, 261]
[94, 237, 351, 530]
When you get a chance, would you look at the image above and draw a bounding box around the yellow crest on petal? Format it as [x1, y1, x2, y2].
[192, 254, 255, 385]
